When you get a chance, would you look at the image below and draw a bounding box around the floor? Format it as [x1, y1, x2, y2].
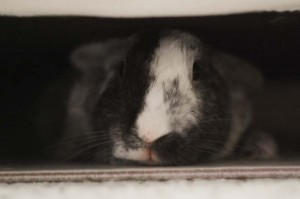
[1, 179, 300, 199]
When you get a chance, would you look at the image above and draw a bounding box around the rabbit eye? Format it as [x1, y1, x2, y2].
[192, 62, 200, 80]
[119, 62, 125, 78]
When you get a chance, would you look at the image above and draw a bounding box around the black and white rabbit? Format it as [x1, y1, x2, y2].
[38, 30, 277, 165]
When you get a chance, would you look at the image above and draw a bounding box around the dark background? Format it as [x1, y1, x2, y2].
[0, 12, 299, 163]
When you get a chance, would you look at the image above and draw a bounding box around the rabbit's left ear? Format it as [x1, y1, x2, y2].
[212, 51, 264, 95]
[71, 38, 132, 77]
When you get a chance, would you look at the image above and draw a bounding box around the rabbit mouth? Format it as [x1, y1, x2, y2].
[112, 141, 163, 165]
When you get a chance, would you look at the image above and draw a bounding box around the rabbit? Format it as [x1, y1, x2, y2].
[38, 30, 277, 165]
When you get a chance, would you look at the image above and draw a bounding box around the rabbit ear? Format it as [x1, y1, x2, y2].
[212, 51, 263, 95]
[71, 38, 132, 76]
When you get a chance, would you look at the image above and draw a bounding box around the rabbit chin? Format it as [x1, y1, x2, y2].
[113, 142, 161, 165]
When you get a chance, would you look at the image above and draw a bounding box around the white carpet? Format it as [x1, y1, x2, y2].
[1, 179, 300, 199]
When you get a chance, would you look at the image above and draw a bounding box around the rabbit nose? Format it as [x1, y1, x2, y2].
[139, 132, 165, 144]
[139, 135, 151, 143]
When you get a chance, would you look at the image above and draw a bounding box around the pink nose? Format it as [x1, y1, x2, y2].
[138, 130, 167, 144]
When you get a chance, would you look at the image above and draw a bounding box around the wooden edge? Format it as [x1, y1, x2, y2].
[1, 166, 300, 183]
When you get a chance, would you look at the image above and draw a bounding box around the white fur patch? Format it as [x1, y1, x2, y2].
[113, 140, 149, 162]
[136, 36, 200, 143]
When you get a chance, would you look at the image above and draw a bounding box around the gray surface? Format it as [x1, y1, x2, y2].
[1, 165, 300, 183]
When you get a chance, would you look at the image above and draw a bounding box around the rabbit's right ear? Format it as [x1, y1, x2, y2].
[71, 38, 133, 76]
[212, 51, 264, 95]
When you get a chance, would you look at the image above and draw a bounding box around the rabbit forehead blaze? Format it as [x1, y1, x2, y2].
[135, 36, 201, 142]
